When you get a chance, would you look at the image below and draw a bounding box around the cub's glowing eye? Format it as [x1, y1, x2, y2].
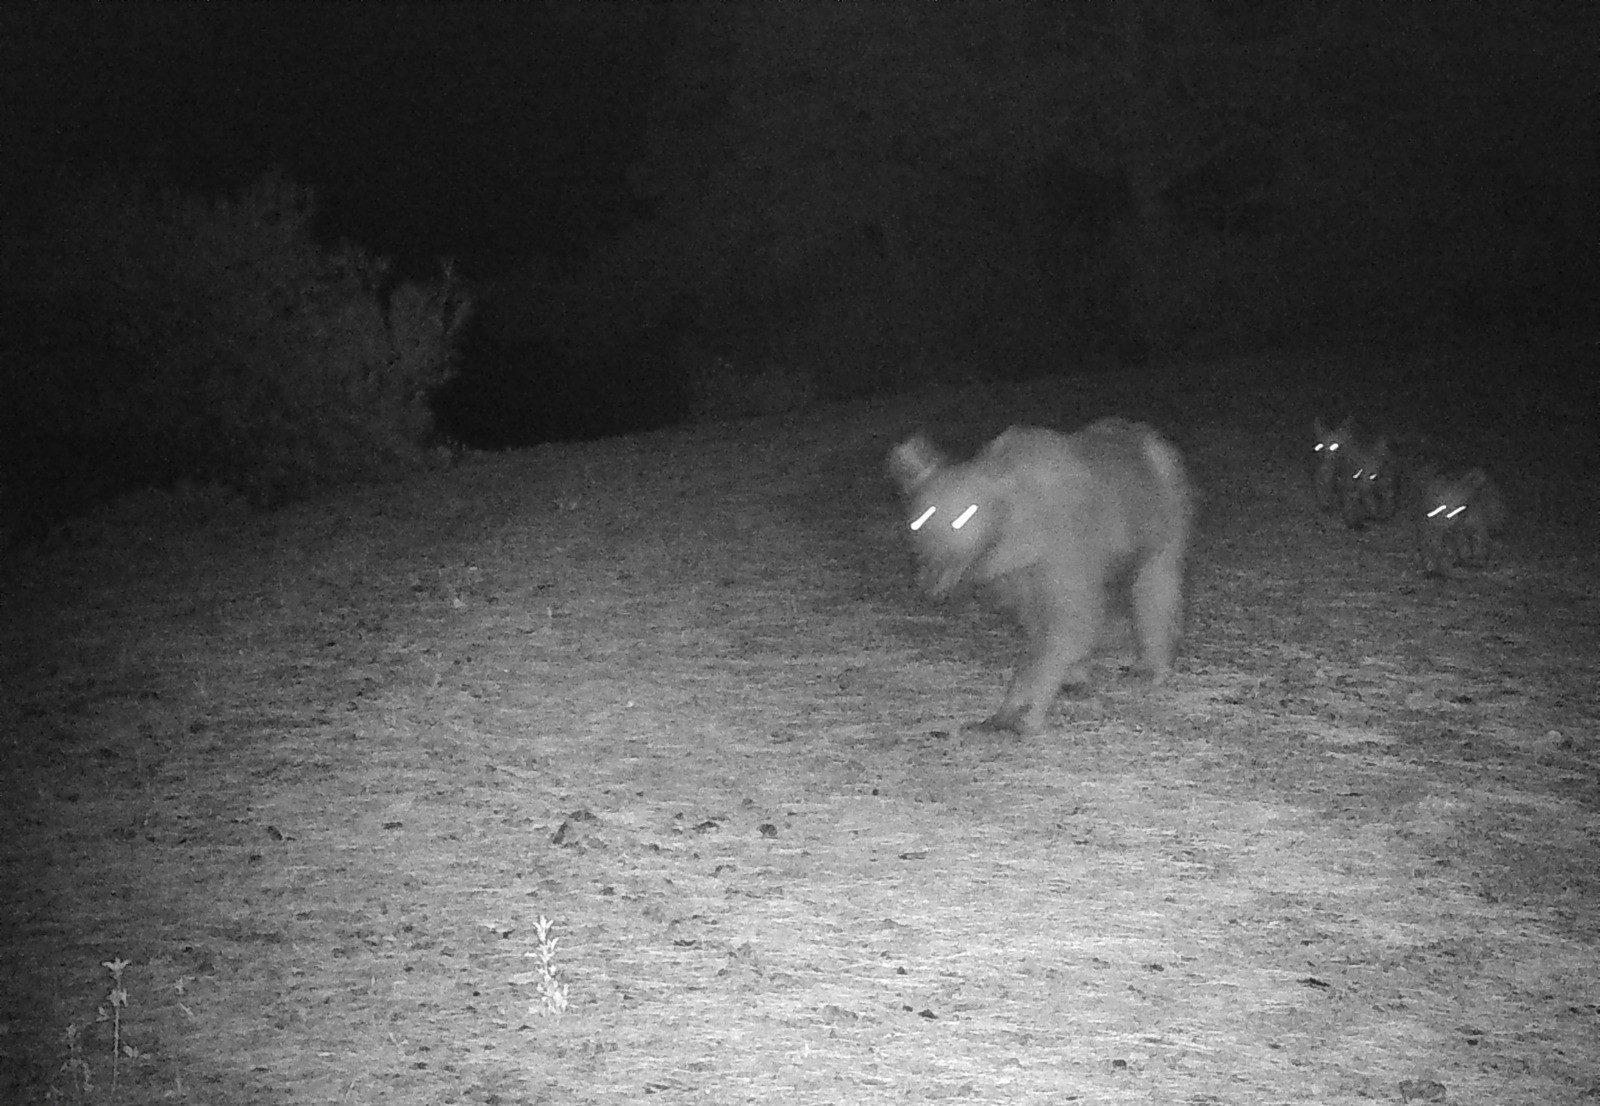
[1446, 505, 1468, 519]
[1314, 444, 1324, 452]
[951, 504, 978, 530]
[910, 506, 937, 531]
[1351, 467, 1366, 479]
[1365, 470, 1378, 482]
[1427, 504, 1449, 518]
[1327, 442, 1339, 452]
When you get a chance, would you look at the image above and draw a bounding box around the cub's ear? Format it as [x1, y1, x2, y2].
[889, 435, 945, 492]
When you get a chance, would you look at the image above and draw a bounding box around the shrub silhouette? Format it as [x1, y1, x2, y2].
[1, 169, 471, 514]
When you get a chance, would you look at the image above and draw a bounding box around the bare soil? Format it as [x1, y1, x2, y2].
[2, 350, 1597, 1105]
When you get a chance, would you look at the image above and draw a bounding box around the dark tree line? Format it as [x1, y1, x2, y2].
[470, 0, 1594, 431]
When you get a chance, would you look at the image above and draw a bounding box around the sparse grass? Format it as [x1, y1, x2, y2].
[2, 348, 1597, 1104]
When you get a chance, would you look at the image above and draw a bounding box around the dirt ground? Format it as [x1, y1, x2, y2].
[2, 349, 1597, 1104]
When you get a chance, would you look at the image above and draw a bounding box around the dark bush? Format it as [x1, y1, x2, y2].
[0, 170, 470, 514]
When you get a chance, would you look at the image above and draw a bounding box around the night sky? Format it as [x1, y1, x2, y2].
[2, 4, 666, 276]
[2, 3, 1596, 459]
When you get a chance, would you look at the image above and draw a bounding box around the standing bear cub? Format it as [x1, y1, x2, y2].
[1312, 417, 1357, 514]
[1313, 417, 1399, 527]
[1337, 435, 1400, 528]
[890, 418, 1193, 735]
[1415, 466, 1507, 574]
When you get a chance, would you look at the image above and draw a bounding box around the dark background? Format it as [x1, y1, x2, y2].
[3, 2, 1596, 448]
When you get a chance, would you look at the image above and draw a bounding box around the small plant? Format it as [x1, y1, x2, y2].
[55, 1022, 93, 1100]
[49, 957, 146, 1104]
[528, 915, 570, 1019]
[99, 958, 141, 1098]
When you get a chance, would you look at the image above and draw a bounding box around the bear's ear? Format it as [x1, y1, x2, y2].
[889, 435, 945, 492]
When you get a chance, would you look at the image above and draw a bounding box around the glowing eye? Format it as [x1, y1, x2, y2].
[1427, 505, 1448, 518]
[1314, 444, 1324, 452]
[1446, 505, 1467, 519]
[910, 506, 936, 531]
[1351, 468, 1366, 479]
[1365, 470, 1378, 481]
[1328, 443, 1339, 452]
[951, 504, 978, 530]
